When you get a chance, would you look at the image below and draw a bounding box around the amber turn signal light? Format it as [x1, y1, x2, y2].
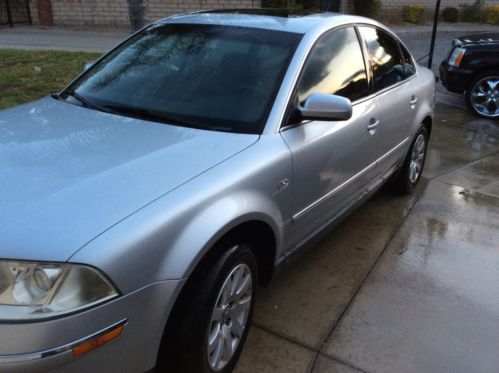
[72, 323, 125, 358]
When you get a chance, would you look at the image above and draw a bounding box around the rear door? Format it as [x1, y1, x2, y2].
[358, 26, 416, 176]
[280, 26, 379, 249]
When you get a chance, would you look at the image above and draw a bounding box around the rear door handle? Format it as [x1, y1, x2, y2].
[367, 119, 380, 131]
[410, 96, 418, 107]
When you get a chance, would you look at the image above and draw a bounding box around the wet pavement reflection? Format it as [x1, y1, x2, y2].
[235, 103, 499, 373]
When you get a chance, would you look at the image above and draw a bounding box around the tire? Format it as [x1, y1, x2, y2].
[391, 126, 428, 194]
[156, 242, 257, 373]
[465, 70, 499, 120]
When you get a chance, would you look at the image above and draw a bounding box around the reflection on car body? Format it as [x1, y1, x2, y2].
[0, 9, 435, 373]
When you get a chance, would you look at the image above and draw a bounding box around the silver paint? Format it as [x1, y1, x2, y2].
[0, 11, 435, 372]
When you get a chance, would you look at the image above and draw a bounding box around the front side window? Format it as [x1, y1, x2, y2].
[297, 27, 369, 104]
[400, 43, 416, 77]
[65, 24, 301, 134]
[359, 27, 405, 92]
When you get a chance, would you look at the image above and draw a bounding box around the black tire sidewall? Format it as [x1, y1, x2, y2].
[200, 244, 257, 373]
[158, 243, 257, 373]
[401, 126, 428, 192]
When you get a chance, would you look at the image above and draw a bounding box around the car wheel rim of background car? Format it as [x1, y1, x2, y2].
[471, 76, 499, 118]
[409, 134, 426, 184]
[207, 263, 252, 371]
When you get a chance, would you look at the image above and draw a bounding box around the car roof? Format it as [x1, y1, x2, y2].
[157, 9, 376, 34]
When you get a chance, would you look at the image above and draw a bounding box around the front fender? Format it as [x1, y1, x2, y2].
[70, 135, 292, 294]
[162, 191, 284, 282]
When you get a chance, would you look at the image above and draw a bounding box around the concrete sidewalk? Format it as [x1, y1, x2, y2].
[234, 102, 499, 373]
[0, 26, 127, 52]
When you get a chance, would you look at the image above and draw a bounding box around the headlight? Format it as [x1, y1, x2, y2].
[0, 261, 118, 321]
[448, 47, 466, 67]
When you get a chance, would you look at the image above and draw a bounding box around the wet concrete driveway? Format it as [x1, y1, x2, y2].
[235, 104, 499, 373]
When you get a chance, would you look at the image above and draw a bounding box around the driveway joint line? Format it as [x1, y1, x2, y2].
[314, 184, 427, 357]
[428, 148, 499, 181]
[317, 351, 369, 373]
[308, 352, 319, 373]
[433, 178, 499, 201]
[251, 323, 317, 352]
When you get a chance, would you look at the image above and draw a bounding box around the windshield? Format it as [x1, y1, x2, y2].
[64, 24, 301, 134]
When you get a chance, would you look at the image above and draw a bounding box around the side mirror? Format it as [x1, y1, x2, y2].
[299, 93, 353, 121]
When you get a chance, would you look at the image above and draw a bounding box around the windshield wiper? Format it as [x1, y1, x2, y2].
[100, 103, 217, 131]
[64, 90, 103, 111]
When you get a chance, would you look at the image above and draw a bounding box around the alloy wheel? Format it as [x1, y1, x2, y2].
[409, 133, 426, 184]
[207, 263, 253, 371]
[471, 76, 499, 118]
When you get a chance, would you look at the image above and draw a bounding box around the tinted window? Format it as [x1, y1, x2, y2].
[297, 27, 369, 103]
[66, 24, 300, 134]
[359, 27, 405, 92]
[400, 44, 416, 77]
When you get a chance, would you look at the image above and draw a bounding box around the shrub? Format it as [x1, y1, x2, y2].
[461, 0, 485, 22]
[403, 5, 425, 24]
[261, 0, 287, 7]
[442, 7, 459, 23]
[484, 5, 499, 25]
[353, 0, 382, 18]
[261, 0, 305, 10]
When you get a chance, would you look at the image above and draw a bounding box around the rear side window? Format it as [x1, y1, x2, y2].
[359, 27, 405, 92]
[297, 27, 369, 103]
[400, 44, 416, 77]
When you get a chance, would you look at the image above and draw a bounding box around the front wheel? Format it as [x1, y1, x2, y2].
[466, 71, 499, 119]
[391, 126, 428, 194]
[157, 243, 257, 373]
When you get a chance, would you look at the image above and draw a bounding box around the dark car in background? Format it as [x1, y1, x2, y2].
[439, 33, 499, 119]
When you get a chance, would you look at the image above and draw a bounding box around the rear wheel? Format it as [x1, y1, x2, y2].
[391, 126, 428, 194]
[466, 71, 499, 119]
[157, 243, 257, 373]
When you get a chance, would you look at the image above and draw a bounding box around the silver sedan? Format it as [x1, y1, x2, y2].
[0, 9, 435, 373]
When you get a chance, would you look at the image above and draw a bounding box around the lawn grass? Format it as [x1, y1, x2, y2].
[0, 49, 101, 110]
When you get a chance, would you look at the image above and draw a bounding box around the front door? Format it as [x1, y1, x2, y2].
[280, 26, 379, 250]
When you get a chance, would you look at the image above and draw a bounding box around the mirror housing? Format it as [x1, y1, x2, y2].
[83, 60, 95, 71]
[298, 93, 353, 122]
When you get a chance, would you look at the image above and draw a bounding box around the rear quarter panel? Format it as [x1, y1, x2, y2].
[409, 65, 435, 139]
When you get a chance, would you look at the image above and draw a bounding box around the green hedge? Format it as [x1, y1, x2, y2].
[461, 0, 485, 22]
[353, 0, 382, 18]
[403, 5, 425, 24]
[442, 7, 459, 23]
[484, 5, 499, 25]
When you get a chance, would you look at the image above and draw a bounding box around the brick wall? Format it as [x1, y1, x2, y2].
[378, 0, 496, 21]
[147, 0, 262, 21]
[28, 0, 40, 25]
[30, 0, 261, 29]
[48, 0, 129, 29]
[28, 0, 496, 29]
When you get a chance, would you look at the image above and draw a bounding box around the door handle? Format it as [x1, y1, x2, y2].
[410, 96, 418, 107]
[367, 119, 380, 131]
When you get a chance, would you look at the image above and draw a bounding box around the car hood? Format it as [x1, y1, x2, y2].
[455, 33, 499, 46]
[0, 97, 258, 262]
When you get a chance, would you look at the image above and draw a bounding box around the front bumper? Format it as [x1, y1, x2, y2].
[0, 279, 183, 372]
[439, 60, 474, 94]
